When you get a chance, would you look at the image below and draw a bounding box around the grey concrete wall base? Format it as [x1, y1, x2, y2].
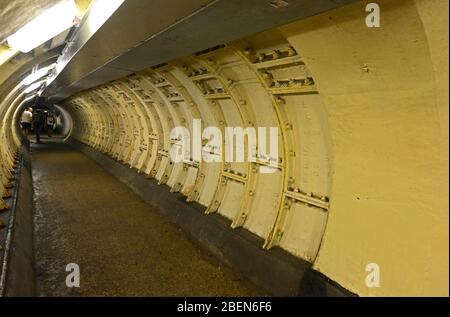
[0, 144, 36, 297]
[70, 139, 355, 297]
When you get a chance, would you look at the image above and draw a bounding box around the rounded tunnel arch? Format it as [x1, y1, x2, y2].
[53, 104, 74, 140]
[61, 33, 333, 264]
[0, 0, 448, 297]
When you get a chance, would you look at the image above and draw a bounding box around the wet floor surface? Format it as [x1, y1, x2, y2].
[31, 137, 262, 296]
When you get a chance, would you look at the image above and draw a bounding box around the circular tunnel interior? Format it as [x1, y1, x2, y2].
[0, 0, 448, 298]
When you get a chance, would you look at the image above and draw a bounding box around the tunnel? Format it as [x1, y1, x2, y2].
[0, 0, 448, 298]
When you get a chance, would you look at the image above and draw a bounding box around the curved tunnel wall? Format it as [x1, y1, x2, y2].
[65, 30, 333, 262]
[0, 87, 25, 212]
[0, 48, 62, 214]
[0, 0, 448, 296]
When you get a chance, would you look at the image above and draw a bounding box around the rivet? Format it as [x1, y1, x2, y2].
[287, 46, 296, 57]
[272, 50, 280, 59]
[258, 53, 266, 62]
[262, 72, 272, 80]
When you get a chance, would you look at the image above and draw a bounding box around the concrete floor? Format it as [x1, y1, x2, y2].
[31, 137, 262, 296]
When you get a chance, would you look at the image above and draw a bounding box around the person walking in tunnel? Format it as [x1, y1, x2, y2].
[32, 109, 45, 144]
[46, 113, 55, 137]
[20, 107, 33, 143]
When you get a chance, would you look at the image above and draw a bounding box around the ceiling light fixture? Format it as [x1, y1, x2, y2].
[6, 0, 78, 53]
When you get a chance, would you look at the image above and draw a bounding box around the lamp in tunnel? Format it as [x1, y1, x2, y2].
[6, 0, 78, 53]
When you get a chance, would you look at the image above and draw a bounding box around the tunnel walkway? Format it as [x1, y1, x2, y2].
[30, 137, 262, 296]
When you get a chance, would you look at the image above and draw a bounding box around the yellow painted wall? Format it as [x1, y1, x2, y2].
[280, 0, 448, 296]
[0, 45, 18, 68]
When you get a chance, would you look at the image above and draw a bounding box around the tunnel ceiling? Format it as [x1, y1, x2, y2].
[42, 0, 359, 101]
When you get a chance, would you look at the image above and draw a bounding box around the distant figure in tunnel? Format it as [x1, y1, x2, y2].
[32, 109, 45, 144]
[46, 113, 55, 138]
[20, 107, 33, 143]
